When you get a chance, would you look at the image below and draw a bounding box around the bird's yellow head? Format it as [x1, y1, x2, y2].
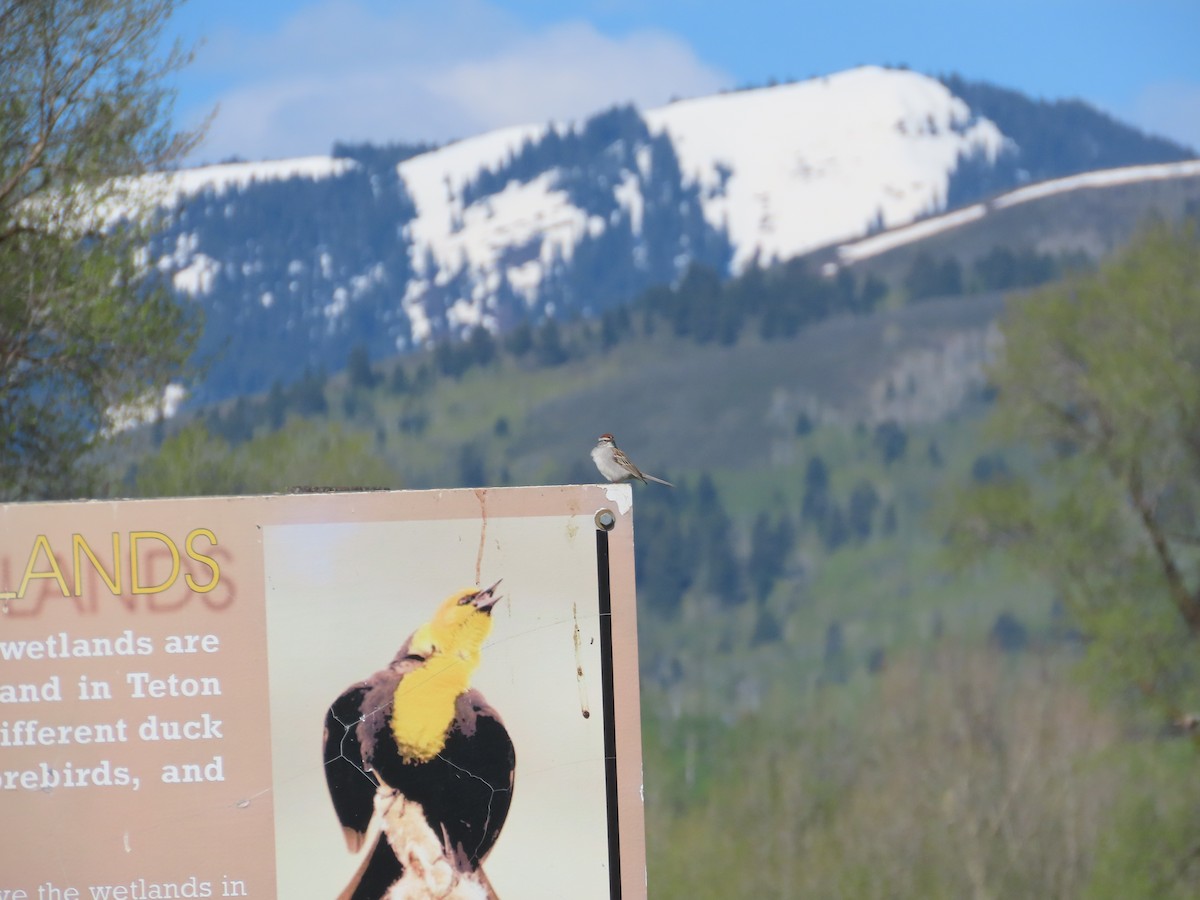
[391, 582, 504, 762]
[406, 581, 503, 666]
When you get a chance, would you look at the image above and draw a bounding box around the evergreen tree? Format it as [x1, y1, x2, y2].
[534, 319, 570, 366]
[904, 253, 964, 300]
[802, 455, 832, 524]
[465, 324, 497, 368]
[505, 321, 534, 358]
[634, 486, 693, 616]
[848, 479, 881, 542]
[942, 73, 1192, 206]
[266, 381, 287, 430]
[820, 502, 851, 552]
[346, 343, 379, 389]
[457, 443, 488, 488]
[290, 368, 329, 415]
[749, 512, 795, 600]
[989, 611, 1030, 654]
[873, 421, 909, 465]
[695, 473, 743, 605]
[388, 363, 409, 394]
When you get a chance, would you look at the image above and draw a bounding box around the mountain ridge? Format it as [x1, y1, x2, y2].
[132, 66, 1193, 405]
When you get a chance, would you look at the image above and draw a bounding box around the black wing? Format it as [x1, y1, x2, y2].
[323, 683, 381, 852]
[442, 688, 517, 868]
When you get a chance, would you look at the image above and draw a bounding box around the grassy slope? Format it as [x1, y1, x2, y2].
[346, 291, 1005, 486]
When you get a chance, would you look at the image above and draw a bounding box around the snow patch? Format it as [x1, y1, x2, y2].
[104, 156, 358, 226]
[325, 287, 349, 319]
[991, 158, 1200, 208]
[645, 66, 1007, 271]
[835, 157, 1200, 264]
[172, 253, 220, 296]
[148, 156, 356, 206]
[105, 383, 187, 434]
[614, 171, 645, 235]
[837, 204, 988, 264]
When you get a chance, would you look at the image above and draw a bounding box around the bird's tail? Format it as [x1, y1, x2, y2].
[643, 472, 674, 487]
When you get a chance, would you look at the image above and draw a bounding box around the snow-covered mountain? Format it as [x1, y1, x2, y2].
[138, 66, 1193, 403]
[395, 66, 1006, 338]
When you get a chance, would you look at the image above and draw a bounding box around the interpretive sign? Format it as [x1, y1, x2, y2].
[0, 485, 645, 899]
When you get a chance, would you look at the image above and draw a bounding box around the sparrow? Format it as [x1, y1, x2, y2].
[323, 582, 516, 899]
[591, 433, 674, 487]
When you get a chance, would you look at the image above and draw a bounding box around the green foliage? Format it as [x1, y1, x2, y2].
[950, 221, 1200, 723]
[1084, 743, 1200, 899]
[133, 419, 398, 497]
[0, 0, 201, 499]
[645, 649, 1127, 898]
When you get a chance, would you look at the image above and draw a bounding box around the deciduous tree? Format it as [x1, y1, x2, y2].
[0, 0, 201, 499]
[952, 222, 1200, 724]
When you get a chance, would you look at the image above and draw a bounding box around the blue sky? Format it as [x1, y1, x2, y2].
[161, 0, 1200, 164]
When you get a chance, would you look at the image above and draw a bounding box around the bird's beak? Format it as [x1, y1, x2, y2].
[473, 580, 503, 613]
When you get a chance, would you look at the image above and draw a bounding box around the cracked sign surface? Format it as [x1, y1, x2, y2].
[0, 485, 645, 900]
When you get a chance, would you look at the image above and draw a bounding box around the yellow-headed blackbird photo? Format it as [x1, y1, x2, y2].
[322, 582, 516, 899]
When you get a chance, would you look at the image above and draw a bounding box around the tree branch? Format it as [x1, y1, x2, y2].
[1127, 462, 1200, 634]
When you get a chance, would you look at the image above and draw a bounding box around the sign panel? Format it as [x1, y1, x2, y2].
[0, 485, 645, 899]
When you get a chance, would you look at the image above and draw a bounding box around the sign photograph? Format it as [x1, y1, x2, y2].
[0, 485, 645, 900]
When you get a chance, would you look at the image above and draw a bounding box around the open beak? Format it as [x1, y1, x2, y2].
[473, 579, 503, 613]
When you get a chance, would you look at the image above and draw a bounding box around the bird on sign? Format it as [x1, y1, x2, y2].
[322, 581, 515, 900]
[591, 433, 674, 487]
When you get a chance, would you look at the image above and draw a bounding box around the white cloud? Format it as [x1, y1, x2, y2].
[425, 22, 728, 132]
[1127, 80, 1200, 153]
[180, 0, 728, 163]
